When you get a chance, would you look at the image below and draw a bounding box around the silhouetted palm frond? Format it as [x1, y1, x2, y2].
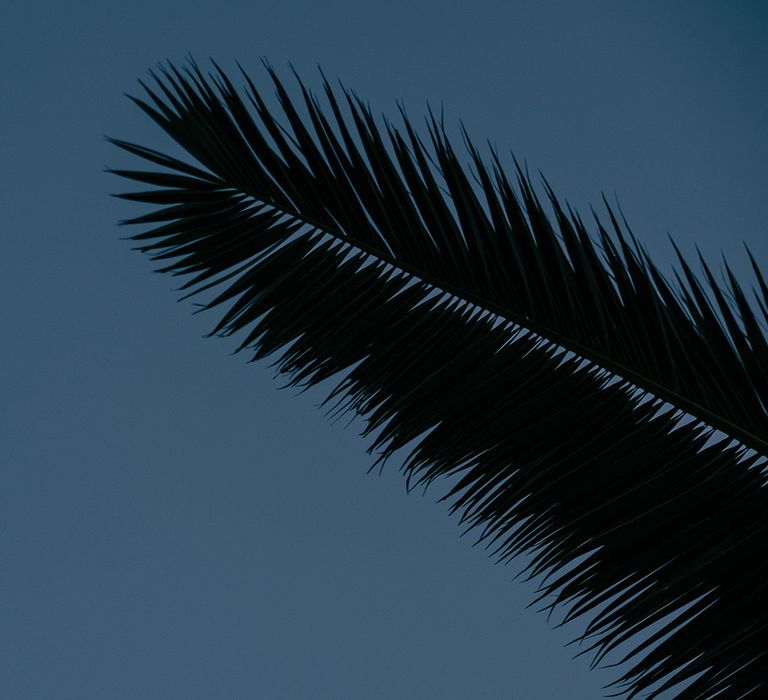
[109, 59, 768, 698]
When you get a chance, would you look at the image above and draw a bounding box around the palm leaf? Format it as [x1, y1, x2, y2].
[109, 59, 768, 698]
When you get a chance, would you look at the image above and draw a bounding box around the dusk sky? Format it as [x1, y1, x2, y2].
[3, 2, 767, 698]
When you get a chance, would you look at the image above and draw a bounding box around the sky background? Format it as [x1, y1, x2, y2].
[2, 2, 767, 698]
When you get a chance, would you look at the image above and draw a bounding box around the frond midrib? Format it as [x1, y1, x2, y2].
[248, 190, 768, 459]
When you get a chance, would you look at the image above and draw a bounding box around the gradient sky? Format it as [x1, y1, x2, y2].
[2, 2, 767, 698]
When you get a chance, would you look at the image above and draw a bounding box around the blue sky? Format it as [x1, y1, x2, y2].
[2, 2, 767, 698]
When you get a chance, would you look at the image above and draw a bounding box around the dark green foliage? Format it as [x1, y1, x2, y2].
[110, 59, 768, 698]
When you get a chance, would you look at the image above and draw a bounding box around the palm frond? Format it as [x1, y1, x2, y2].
[109, 59, 768, 698]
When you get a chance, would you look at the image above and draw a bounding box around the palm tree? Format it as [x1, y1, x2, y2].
[109, 59, 768, 699]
